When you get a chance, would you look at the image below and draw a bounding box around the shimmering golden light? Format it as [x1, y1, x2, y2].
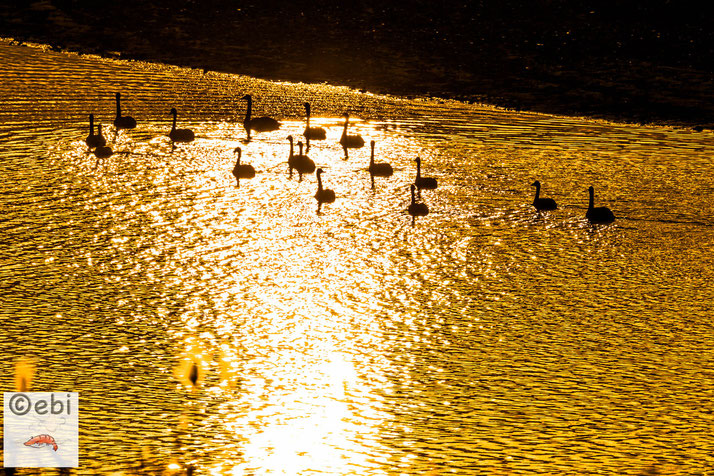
[14, 358, 36, 392]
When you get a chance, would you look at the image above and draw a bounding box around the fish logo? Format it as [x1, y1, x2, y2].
[24, 434, 58, 451]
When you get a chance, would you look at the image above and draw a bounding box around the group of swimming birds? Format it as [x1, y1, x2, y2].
[85, 93, 615, 223]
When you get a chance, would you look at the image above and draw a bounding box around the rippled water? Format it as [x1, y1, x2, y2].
[1, 40, 714, 474]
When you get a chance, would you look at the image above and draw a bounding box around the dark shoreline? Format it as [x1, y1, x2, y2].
[3, 1, 714, 129]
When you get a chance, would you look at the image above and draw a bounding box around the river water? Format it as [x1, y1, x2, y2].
[1, 40, 713, 474]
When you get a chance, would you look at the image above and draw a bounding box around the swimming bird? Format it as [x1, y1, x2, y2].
[188, 362, 198, 388]
[531, 180, 557, 211]
[113, 92, 137, 130]
[303, 102, 326, 140]
[168, 108, 195, 143]
[414, 156, 437, 189]
[408, 184, 429, 217]
[287, 136, 315, 181]
[339, 113, 365, 151]
[232, 147, 255, 186]
[93, 125, 113, 158]
[586, 186, 616, 223]
[85, 114, 106, 149]
[242, 94, 280, 140]
[368, 140, 393, 177]
[314, 168, 335, 211]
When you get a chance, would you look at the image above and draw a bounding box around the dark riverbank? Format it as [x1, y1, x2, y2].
[3, 0, 714, 128]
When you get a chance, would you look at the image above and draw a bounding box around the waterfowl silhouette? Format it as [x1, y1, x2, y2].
[113, 92, 136, 130]
[314, 168, 335, 212]
[586, 186, 616, 223]
[531, 180, 557, 211]
[242, 94, 280, 140]
[85, 114, 106, 149]
[93, 125, 113, 158]
[368, 140, 393, 177]
[408, 184, 429, 218]
[232, 147, 255, 186]
[188, 362, 199, 387]
[287, 135, 315, 181]
[303, 102, 326, 140]
[414, 156, 437, 189]
[339, 113, 365, 154]
[168, 108, 195, 143]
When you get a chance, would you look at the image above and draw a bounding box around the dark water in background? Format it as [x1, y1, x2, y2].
[3, 0, 714, 126]
[1, 41, 714, 474]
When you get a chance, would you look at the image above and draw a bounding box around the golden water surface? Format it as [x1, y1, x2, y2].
[1, 41, 713, 475]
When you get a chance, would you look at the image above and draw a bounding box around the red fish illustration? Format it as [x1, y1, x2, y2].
[24, 434, 58, 451]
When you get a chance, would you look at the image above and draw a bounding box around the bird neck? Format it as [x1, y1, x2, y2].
[370, 145, 375, 165]
[410, 187, 416, 205]
[305, 105, 311, 125]
[588, 188, 594, 210]
[244, 97, 252, 122]
[171, 111, 177, 131]
[298, 143, 303, 155]
[89, 115, 94, 134]
[534, 183, 540, 200]
[342, 117, 348, 136]
[317, 173, 323, 191]
[288, 139, 294, 157]
[416, 159, 421, 178]
[115, 94, 121, 117]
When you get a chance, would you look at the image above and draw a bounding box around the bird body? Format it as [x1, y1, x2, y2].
[586, 186, 615, 223]
[339, 113, 365, 149]
[369, 140, 393, 177]
[242, 94, 280, 139]
[85, 114, 106, 149]
[94, 146, 113, 159]
[414, 157, 437, 189]
[232, 147, 255, 185]
[113, 92, 137, 130]
[303, 102, 326, 140]
[531, 180, 557, 211]
[408, 184, 429, 217]
[169, 108, 195, 143]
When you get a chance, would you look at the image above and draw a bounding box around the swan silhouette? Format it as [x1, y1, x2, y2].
[314, 168, 335, 212]
[586, 186, 616, 223]
[408, 184, 429, 217]
[368, 140, 393, 177]
[113, 92, 137, 130]
[531, 180, 557, 211]
[339, 113, 365, 152]
[85, 114, 106, 149]
[287, 135, 315, 181]
[303, 102, 326, 140]
[168, 108, 195, 143]
[93, 125, 113, 158]
[242, 94, 280, 140]
[414, 157, 437, 189]
[232, 147, 255, 186]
